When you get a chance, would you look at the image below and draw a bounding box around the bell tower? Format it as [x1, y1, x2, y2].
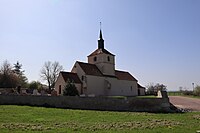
[88, 25, 115, 76]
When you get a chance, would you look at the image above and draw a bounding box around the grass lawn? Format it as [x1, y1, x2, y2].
[183, 95, 200, 99]
[168, 92, 183, 96]
[136, 95, 158, 98]
[107, 95, 158, 99]
[0, 105, 200, 133]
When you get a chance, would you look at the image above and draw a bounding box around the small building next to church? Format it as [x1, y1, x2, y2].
[55, 29, 145, 96]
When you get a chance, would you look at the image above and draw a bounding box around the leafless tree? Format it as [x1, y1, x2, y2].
[0, 60, 19, 88]
[0, 60, 12, 75]
[40, 61, 63, 91]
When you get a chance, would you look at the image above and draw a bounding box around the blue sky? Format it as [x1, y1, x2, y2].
[0, 0, 200, 91]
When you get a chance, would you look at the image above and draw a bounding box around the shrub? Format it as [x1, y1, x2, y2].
[182, 90, 193, 96]
[63, 80, 79, 96]
[194, 86, 200, 96]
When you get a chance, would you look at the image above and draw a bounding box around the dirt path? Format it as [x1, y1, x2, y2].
[169, 96, 200, 111]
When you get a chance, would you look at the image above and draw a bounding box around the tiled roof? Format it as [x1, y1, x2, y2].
[115, 70, 138, 81]
[77, 61, 103, 76]
[88, 48, 115, 57]
[138, 83, 145, 89]
[60, 71, 82, 83]
[75, 62, 138, 81]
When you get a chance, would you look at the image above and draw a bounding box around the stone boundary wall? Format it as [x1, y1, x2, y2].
[0, 95, 172, 112]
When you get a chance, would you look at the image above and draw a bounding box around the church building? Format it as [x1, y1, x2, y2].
[55, 29, 145, 96]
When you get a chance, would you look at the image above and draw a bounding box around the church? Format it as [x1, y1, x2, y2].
[55, 29, 145, 96]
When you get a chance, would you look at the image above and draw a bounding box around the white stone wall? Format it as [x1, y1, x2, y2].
[54, 73, 66, 95]
[82, 75, 138, 96]
[85, 75, 105, 96]
[88, 53, 115, 65]
[139, 88, 145, 96]
[75, 84, 82, 94]
[106, 78, 138, 96]
[71, 62, 86, 94]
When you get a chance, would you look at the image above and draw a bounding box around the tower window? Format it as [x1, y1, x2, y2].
[94, 57, 97, 61]
[107, 56, 110, 61]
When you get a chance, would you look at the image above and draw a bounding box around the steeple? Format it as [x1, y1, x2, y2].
[98, 22, 104, 49]
[100, 28, 104, 39]
[88, 22, 115, 76]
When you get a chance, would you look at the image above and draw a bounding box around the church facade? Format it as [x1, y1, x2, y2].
[55, 29, 145, 96]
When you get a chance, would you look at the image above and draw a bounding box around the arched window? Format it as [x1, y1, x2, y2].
[107, 56, 110, 61]
[94, 56, 97, 61]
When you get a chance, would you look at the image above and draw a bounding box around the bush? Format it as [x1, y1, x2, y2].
[63, 80, 79, 96]
[194, 86, 200, 96]
[182, 90, 193, 96]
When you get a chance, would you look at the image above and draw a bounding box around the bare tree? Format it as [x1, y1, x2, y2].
[0, 60, 12, 75]
[41, 61, 63, 92]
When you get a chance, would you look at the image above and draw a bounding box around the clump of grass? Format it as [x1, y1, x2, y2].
[192, 114, 200, 120]
[1, 123, 46, 131]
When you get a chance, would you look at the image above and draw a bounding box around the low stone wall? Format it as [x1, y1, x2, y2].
[0, 95, 172, 112]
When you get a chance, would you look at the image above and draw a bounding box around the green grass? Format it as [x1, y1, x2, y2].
[107, 95, 158, 99]
[178, 95, 200, 99]
[136, 95, 158, 98]
[0, 105, 200, 133]
[168, 91, 183, 96]
[106, 96, 126, 99]
[168, 91, 200, 99]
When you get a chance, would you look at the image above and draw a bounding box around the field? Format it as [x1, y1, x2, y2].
[168, 91, 183, 96]
[168, 91, 200, 99]
[0, 105, 200, 133]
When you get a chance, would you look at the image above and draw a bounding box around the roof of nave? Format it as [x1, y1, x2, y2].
[60, 71, 82, 83]
[76, 61, 137, 81]
[77, 61, 103, 76]
[137, 83, 145, 89]
[115, 70, 138, 81]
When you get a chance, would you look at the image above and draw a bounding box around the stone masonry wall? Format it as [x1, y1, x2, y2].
[0, 95, 172, 112]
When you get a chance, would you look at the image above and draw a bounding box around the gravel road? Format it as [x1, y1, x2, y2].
[169, 96, 200, 111]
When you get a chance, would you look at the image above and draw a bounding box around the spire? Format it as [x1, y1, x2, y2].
[99, 22, 103, 39]
[99, 29, 103, 39]
[98, 22, 104, 49]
